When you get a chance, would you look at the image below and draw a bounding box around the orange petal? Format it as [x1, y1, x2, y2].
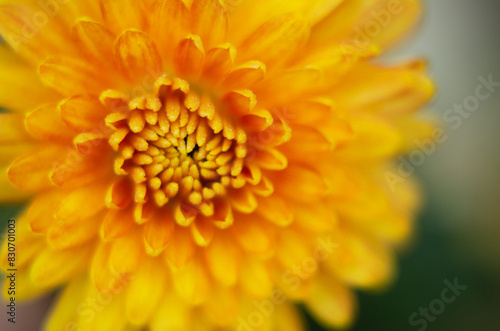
[279, 125, 332, 161]
[50, 156, 110, 189]
[39, 56, 107, 96]
[221, 90, 256, 116]
[144, 208, 175, 256]
[91, 242, 132, 292]
[100, 0, 145, 33]
[114, 29, 162, 85]
[105, 178, 133, 209]
[7, 145, 63, 191]
[202, 43, 236, 84]
[55, 182, 108, 221]
[256, 194, 294, 226]
[59, 95, 109, 132]
[25, 104, 75, 142]
[150, 0, 190, 62]
[109, 232, 144, 275]
[254, 68, 322, 107]
[101, 207, 135, 241]
[223, 61, 266, 90]
[0, 5, 71, 65]
[191, 0, 228, 49]
[164, 226, 195, 270]
[47, 214, 101, 249]
[72, 19, 114, 64]
[228, 186, 257, 213]
[25, 189, 62, 234]
[239, 13, 309, 66]
[190, 216, 214, 247]
[73, 132, 109, 155]
[231, 214, 274, 254]
[255, 148, 288, 170]
[274, 164, 329, 201]
[174, 35, 205, 80]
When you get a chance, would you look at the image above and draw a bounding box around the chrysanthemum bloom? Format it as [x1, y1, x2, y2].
[0, 0, 433, 330]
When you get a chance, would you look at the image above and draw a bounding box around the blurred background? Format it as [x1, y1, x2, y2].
[1, 0, 499, 330]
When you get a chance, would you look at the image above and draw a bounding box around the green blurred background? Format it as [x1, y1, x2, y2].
[1, 0, 500, 330]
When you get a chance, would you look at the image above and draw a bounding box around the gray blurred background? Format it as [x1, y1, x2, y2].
[1, 0, 500, 330]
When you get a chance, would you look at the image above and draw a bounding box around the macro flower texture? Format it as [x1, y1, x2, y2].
[0, 0, 434, 330]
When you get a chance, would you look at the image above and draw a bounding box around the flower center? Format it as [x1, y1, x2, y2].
[105, 76, 248, 216]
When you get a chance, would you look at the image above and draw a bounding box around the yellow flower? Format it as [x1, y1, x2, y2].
[0, 0, 434, 330]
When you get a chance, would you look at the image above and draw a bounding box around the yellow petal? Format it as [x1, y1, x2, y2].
[30, 245, 93, 287]
[150, 292, 190, 331]
[274, 304, 307, 331]
[0, 164, 30, 202]
[335, 114, 402, 160]
[324, 227, 395, 289]
[0, 46, 58, 111]
[205, 231, 240, 286]
[44, 275, 89, 331]
[240, 257, 273, 298]
[304, 274, 356, 329]
[330, 61, 435, 115]
[232, 214, 274, 254]
[0, 113, 34, 167]
[172, 255, 210, 305]
[126, 258, 167, 326]
[0, 113, 32, 144]
[227, 0, 342, 43]
[310, 0, 421, 51]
